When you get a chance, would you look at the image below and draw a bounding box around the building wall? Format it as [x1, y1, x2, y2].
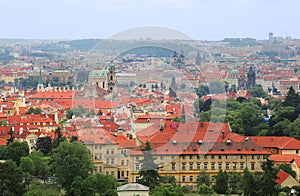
[281, 176, 299, 188]
[129, 153, 267, 191]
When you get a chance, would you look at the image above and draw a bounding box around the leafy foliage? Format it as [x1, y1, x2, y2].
[0, 160, 26, 195]
[152, 184, 184, 196]
[35, 136, 52, 155]
[51, 141, 94, 190]
[5, 141, 29, 165]
[25, 107, 42, 114]
[138, 141, 160, 191]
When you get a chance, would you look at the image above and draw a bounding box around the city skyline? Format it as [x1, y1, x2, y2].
[0, 0, 299, 40]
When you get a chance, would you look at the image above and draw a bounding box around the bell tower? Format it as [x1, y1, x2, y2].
[107, 61, 116, 92]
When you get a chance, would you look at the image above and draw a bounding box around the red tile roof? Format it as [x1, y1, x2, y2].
[250, 136, 300, 150]
[276, 170, 290, 185]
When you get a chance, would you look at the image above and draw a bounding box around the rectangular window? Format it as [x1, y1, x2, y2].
[251, 163, 255, 170]
[218, 155, 222, 159]
[204, 155, 207, 159]
[226, 155, 229, 160]
[252, 155, 255, 159]
[136, 164, 140, 171]
[111, 158, 114, 164]
[218, 163, 222, 170]
[106, 171, 109, 175]
[99, 166, 102, 172]
[182, 164, 186, 170]
[211, 176, 215, 182]
[197, 154, 200, 159]
[172, 164, 176, 171]
[226, 163, 230, 170]
[182, 176, 186, 182]
[211, 163, 215, 170]
[190, 163, 193, 170]
[211, 155, 215, 159]
[111, 149, 114, 154]
[111, 171, 114, 177]
[160, 156, 164, 160]
[106, 159, 109, 164]
[197, 163, 201, 170]
[233, 155, 237, 160]
[189, 176, 193, 182]
[121, 171, 124, 176]
[240, 155, 244, 159]
[240, 163, 244, 170]
[190, 155, 193, 160]
[95, 145, 98, 149]
[182, 155, 185, 160]
[257, 155, 260, 159]
[136, 156, 139, 160]
[204, 163, 208, 170]
[121, 160, 124, 165]
[233, 163, 237, 170]
[106, 149, 109, 154]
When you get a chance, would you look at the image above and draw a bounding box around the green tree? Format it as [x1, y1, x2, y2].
[52, 127, 65, 149]
[243, 168, 258, 196]
[35, 136, 52, 155]
[283, 86, 300, 108]
[51, 141, 94, 191]
[248, 85, 267, 98]
[213, 170, 228, 194]
[152, 184, 184, 196]
[6, 127, 14, 145]
[195, 85, 209, 98]
[138, 141, 160, 191]
[259, 159, 278, 196]
[228, 172, 243, 194]
[198, 183, 214, 195]
[5, 141, 29, 165]
[31, 151, 50, 183]
[171, 116, 181, 122]
[69, 174, 117, 196]
[0, 160, 26, 195]
[197, 170, 210, 186]
[26, 107, 42, 114]
[0, 121, 7, 126]
[0, 146, 6, 159]
[20, 157, 35, 190]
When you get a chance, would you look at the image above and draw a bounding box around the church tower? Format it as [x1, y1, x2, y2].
[247, 65, 256, 88]
[107, 61, 116, 92]
[37, 68, 44, 92]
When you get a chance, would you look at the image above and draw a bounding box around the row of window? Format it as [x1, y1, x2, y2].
[171, 162, 256, 171]
[135, 162, 256, 171]
[106, 158, 115, 165]
[137, 154, 267, 161]
[180, 155, 265, 160]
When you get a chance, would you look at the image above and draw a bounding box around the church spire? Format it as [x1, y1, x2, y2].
[181, 103, 186, 124]
[38, 67, 43, 85]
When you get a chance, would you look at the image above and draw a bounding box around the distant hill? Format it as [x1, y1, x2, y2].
[222, 38, 260, 47]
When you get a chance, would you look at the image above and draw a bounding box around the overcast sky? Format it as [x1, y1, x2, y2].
[0, 0, 299, 40]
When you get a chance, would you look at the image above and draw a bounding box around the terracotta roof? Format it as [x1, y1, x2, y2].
[250, 136, 300, 150]
[276, 170, 290, 185]
[270, 154, 300, 163]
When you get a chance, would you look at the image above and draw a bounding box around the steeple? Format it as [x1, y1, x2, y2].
[180, 103, 186, 123]
[37, 67, 44, 92]
[38, 67, 43, 85]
